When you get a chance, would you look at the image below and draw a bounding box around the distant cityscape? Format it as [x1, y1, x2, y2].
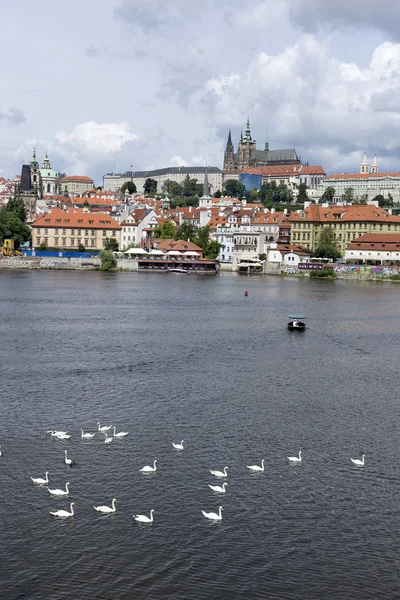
[2, 117, 400, 272]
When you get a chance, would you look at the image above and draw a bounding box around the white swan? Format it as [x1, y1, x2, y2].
[134, 509, 154, 523]
[172, 440, 184, 450]
[202, 506, 223, 521]
[81, 429, 96, 438]
[55, 433, 71, 440]
[0, 446, 2, 456]
[113, 426, 128, 438]
[50, 502, 76, 518]
[288, 451, 302, 463]
[140, 460, 157, 473]
[48, 482, 70, 496]
[31, 471, 50, 485]
[208, 482, 228, 493]
[104, 433, 113, 444]
[210, 467, 228, 478]
[97, 422, 112, 432]
[64, 450, 74, 466]
[247, 459, 265, 472]
[351, 454, 365, 467]
[94, 498, 117, 514]
[47, 430, 68, 437]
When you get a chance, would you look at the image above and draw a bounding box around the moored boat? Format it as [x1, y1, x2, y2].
[287, 315, 306, 330]
[167, 268, 188, 274]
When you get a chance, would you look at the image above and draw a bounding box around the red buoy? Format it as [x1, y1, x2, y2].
[244, 290, 248, 297]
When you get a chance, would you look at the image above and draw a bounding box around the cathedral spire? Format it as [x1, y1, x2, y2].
[245, 117, 251, 141]
[265, 128, 269, 152]
[223, 129, 236, 170]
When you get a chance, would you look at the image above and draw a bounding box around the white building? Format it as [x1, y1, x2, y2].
[321, 154, 400, 203]
[266, 243, 310, 266]
[345, 233, 400, 265]
[120, 208, 158, 250]
[40, 153, 60, 195]
[103, 167, 223, 195]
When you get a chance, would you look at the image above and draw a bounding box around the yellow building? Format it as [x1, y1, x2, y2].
[32, 209, 121, 250]
[59, 175, 94, 195]
[288, 204, 400, 254]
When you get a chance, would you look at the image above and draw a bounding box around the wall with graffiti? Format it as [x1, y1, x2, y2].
[283, 264, 400, 277]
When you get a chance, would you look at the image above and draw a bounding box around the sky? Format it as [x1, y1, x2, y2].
[1, 0, 400, 183]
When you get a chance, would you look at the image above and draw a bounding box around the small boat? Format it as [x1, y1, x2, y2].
[287, 315, 306, 331]
[167, 268, 188, 274]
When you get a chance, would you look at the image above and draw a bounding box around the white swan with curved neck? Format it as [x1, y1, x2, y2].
[94, 498, 117, 514]
[81, 429, 96, 438]
[140, 460, 157, 473]
[288, 451, 302, 463]
[31, 471, 50, 485]
[113, 427, 128, 438]
[210, 467, 228, 478]
[64, 450, 74, 466]
[48, 482, 70, 496]
[202, 506, 223, 521]
[172, 440, 184, 450]
[134, 509, 154, 523]
[104, 433, 113, 444]
[50, 502, 76, 517]
[351, 454, 365, 467]
[97, 422, 112, 432]
[209, 482, 228, 493]
[247, 459, 265, 472]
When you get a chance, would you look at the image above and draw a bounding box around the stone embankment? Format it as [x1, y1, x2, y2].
[0, 257, 101, 270]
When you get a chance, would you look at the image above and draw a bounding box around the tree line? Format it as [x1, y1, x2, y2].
[152, 221, 221, 259]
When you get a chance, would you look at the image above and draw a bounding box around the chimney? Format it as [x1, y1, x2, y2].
[271, 208, 275, 214]
[284, 208, 287, 215]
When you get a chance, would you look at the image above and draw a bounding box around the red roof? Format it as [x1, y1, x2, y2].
[288, 204, 400, 224]
[299, 165, 326, 175]
[327, 172, 400, 180]
[59, 175, 94, 182]
[32, 208, 121, 229]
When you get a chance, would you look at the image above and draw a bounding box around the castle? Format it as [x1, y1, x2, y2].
[223, 118, 301, 171]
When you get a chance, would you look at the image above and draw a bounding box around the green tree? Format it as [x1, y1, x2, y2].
[388, 193, 394, 206]
[223, 179, 246, 198]
[144, 178, 158, 197]
[297, 183, 309, 204]
[320, 186, 335, 203]
[341, 187, 355, 203]
[372, 194, 391, 208]
[174, 222, 196, 242]
[214, 189, 222, 198]
[0, 210, 31, 248]
[153, 221, 176, 239]
[39, 240, 48, 251]
[100, 249, 117, 271]
[205, 240, 221, 259]
[162, 179, 183, 196]
[169, 195, 199, 208]
[353, 194, 368, 205]
[259, 253, 267, 261]
[246, 188, 260, 202]
[193, 226, 221, 258]
[5, 197, 26, 222]
[313, 226, 341, 261]
[78, 243, 85, 252]
[104, 237, 119, 251]
[182, 175, 203, 198]
[121, 181, 137, 195]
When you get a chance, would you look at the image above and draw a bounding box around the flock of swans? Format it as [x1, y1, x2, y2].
[25, 427, 366, 523]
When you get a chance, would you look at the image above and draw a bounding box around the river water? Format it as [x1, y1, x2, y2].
[1, 270, 400, 599]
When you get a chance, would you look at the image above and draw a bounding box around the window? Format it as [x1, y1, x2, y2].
[71, 229, 75, 236]
[45, 228, 48, 235]
[54, 237, 59, 245]
[112, 230, 116, 237]
[62, 229, 66, 235]
[36, 228, 41, 234]
[84, 238, 89, 246]
[71, 239, 75, 246]
[78, 230, 81, 236]
[62, 238, 66, 246]
[91, 230, 95, 236]
[44, 237, 49, 244]
[91, 239, 95, 246]
[55, 228, 59, 234]
[103, 230, 107, 237]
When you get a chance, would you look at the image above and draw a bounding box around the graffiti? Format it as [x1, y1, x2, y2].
[334, 264, 400, 276]
[298, 263, 323, 270]
[283, 266, 297, 275]
[39, 259, 71, 268]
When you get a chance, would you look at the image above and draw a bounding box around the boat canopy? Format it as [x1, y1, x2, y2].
[288, 315, 306, 319]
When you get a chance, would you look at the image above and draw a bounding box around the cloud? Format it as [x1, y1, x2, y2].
[169, 155, 188, 167]
[0, 107, 26, 124]
[55, 121, 138, 154]
[289, 0, 400, 38]
[114, 0, 193, 33]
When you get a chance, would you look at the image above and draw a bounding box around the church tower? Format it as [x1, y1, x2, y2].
[237, 118, 256, 171]
[30, 148, 41, 195]
[360, 152, 369, 174]
[223, 129, 236, 170]
[371, 155, 378, 174]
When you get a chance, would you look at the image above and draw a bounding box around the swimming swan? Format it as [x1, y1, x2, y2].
[202, 506, 223, 521]
[210, 467, 228, 478]
[288, 451, 302, 463]
[31, 471, 50, 485]
[48, 482, 70, 496]
[134, 509, 154, 523]
[64, 450, 74, 466]
[50, 502, 76, 517]
[81, 429, 96, 438]
[94, 498, 117, 514]
[208, 482, 228, 493]
[97, 423, 112, 432]
[247, 459, 265, 472]
[140, 460, 157, 473]
[113, 427, 128, 438]
[172, 440, 184, 450]
[351, 454, 365, 467]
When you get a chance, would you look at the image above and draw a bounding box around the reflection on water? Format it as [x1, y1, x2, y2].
[1, 271, 400, 599]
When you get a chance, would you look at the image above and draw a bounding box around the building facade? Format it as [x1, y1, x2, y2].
[288, 204, 400, 254]
[32, 209, 121, 249]
[120, 208, 158, 250]
[103, 167, 223, 195]
[345, 233, 400, 265]
[59, 176, 94, 196]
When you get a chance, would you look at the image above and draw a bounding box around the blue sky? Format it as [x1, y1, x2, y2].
[1, 0, 400, 183]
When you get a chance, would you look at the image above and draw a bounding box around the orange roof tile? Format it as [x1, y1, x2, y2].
[59, 175, 94, 182]
[31, 208, 121, 229]
[327, 172, 400, 180]
[287, 204, 400, 224]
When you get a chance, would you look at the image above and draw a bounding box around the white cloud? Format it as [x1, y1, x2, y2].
[169, 155, 188, 167]
[55, 121, 137, 154]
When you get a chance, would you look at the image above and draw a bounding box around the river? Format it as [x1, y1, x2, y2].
[1, 270, 400, 599]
